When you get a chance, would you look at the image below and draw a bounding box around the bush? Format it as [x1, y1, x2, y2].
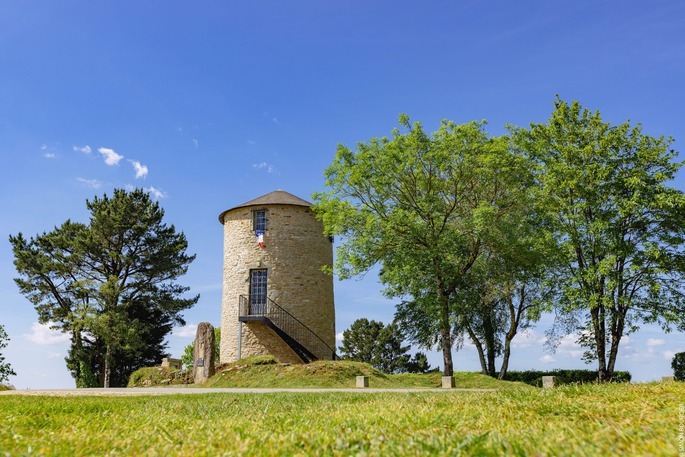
[505, 369, 631, 387]
[127, 367, 193, 387]
[672, 352, 685, 381]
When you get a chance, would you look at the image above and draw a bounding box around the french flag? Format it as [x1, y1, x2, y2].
[255, 229, 265, 248]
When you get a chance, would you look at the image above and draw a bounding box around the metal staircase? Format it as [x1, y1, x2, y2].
[238, 295, 336, 363]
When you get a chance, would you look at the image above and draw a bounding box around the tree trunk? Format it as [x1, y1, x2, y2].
[103, 346, 111, 388]
[591, 305, 608, 382]
[438, 292, 453, 376]
[499, 336, 512, 380]
[464, 322, 488, 375]
[482, 303, 497, 377]
[499, 287, 519, 380]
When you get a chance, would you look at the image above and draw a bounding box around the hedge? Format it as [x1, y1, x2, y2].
[504, 369, 631, 387]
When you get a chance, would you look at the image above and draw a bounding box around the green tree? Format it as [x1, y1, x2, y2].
[406, 352, 432, 374]
[338, 318, 384, 365]
[181, 327, 221, 370]
[339, 318, 430, 374]
[11, 189, 199, 387]
[0, 324, 16, 384]
[672, 352, 685, 381]
[513, 97, 685, 381]
[315, 115, 531, 376]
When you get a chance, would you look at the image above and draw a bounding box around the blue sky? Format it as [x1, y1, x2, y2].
[1, 1, 684, 388]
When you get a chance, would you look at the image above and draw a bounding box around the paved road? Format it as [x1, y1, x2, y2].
[0, 387, 493, 396]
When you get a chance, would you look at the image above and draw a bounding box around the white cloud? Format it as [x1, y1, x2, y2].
[252, 162, 274, 173]
[73, 145, 92, 154]
[172, 324, 197, 338]
[23, 322, 70, 345]
[540, 354, 556, 364]
[663, 351, 676, 360]
[76, 177, 103, 189]
[511, 329, 544, 349]
[98, 147, 123, 165]
[335, 332, 344, 342]
[144, 186, 167, 200]
[44, 152, 56, 159]
[246, 140, 257, 145]
[47, 351, 62, 359]
[192, 139, 199, 149]
[129, 160, 148, 179]
[41, 144, 48, 150]
[646, 338, 665, 347]
[272, 118, 279, 124]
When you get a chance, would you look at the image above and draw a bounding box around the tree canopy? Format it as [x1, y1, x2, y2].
[314, 115, 532, 376]
[513, 97, 685, 380]
[339, 318, 432, 374]
[11, 188, 198, 387]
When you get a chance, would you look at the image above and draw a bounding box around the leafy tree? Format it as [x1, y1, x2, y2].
[406, 352, 432, 374]
[339, 318, 430, 374]
[11, 189, 199, 387]
[338, 318, 384, 365]
[672, 352, 685, 381]
[315, 115, 531, 376]
[0, 324, 16, 384]
[181, 327, 221, 370]
[513, 98, 685, 381]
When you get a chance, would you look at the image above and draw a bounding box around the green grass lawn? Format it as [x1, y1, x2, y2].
[1, 382, 682, 456]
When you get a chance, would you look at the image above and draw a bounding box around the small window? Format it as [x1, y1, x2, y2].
[253, 210, 266, 232]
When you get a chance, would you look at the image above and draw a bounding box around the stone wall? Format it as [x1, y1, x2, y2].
[220, 204, 335, 364]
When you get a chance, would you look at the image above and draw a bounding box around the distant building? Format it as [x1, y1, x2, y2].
[218, 190, 336, 364]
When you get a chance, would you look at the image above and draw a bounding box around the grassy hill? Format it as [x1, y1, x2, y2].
[129, 355, 531, 390]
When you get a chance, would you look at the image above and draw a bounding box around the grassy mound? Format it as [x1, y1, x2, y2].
[205, 356, 529, 390]
[127, 356, 530, 389]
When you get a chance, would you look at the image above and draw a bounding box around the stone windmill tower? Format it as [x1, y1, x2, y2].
[218, 190, 336, 364]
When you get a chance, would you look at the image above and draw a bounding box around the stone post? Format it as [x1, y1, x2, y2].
[542, 376, 556, 388]
[442, 376, 455, 389]
[356, 376, 369, 388]
[194, 322, 216, 385]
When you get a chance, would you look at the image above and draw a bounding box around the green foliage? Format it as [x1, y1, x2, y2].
[10, 188, 199, 387]
[0, 324, 16, 383]
[339, 319, 431, 374]
[513, 97, 685, 381]
[127, 366, 193, 387]
[672, 352, 685, 381]
[505, 369, 631, 387]
[181, 327, 221, 370]
[314, 116, 533, 376]
[0, 383, 681, 455]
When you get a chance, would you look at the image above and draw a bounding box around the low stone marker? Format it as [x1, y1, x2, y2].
[442, 376, 455, 389]
[356, 376, 369, 388]
[194, 322, 216, 385]
[542, 376, 556, 388]
[161, 358, 182, 370]
[662, 376, 676, 382]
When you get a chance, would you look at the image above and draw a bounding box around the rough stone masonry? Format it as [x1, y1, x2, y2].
[194, 322, 216, 384]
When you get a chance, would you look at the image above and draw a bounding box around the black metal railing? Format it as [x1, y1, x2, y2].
[239, 295, 337, 362]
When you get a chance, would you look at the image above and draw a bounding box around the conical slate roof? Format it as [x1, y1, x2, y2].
[218, 190, 312, 224]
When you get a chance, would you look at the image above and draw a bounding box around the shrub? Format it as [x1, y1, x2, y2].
[672, 352, 685, 381]
[127, 367, 193, 387]
[505, 369, 631, 386]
